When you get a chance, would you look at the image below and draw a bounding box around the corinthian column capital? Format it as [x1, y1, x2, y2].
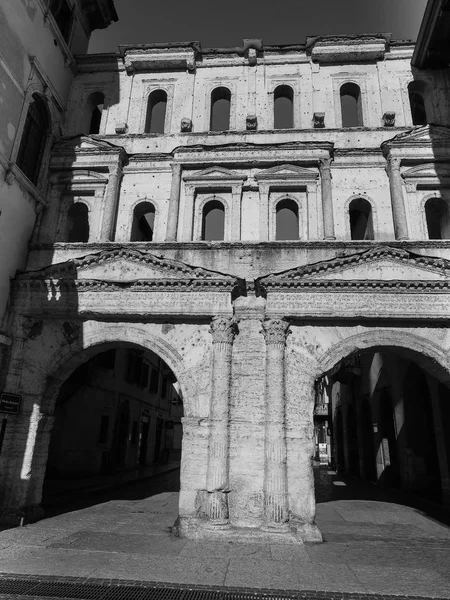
[209, 317, 238, 345]
[319, 156, 333, 177]
[262, 319, 291, 346]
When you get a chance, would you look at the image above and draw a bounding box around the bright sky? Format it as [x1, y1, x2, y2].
[89, 0, 428, 54]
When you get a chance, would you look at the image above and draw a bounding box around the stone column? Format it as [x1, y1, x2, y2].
[206, 316, 237, 526]
[100, 165, 122, 241]
[258, 184, 270, 241]
[166, 163, 182, 241]
[319, 158, 336, 240]
[386, 155, 409, 240]
[262, 318, 290, 530]
[230, 185, 242, 242]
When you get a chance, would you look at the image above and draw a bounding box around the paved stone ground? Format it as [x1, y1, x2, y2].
[0, 469, 449, 598]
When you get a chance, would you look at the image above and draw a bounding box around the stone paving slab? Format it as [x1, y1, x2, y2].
[48, 531, 188, 555]
[89, 554, 229, 586]
[349, 565, 450, 597]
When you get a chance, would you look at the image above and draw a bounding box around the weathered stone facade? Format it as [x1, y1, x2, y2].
[2, 16, 450, 543]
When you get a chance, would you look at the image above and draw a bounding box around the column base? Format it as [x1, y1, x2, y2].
[204, 519, 230, 530]
[260, 521, 291, 533]
[176, 516, 322, 543]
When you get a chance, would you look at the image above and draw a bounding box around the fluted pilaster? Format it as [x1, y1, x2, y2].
[262, 318, 290, 530]
[206, 316, 238, 525]
[320, 157, 336, 240]
[166, 163, 182, 241]
[386, 155, 409, 240]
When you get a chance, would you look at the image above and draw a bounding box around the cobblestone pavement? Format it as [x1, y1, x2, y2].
[0, 468, 449, 598]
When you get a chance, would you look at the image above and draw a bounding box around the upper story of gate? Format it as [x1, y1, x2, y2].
[64, 35, 450, 148]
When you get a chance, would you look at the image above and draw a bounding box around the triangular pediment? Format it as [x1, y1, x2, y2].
[53, 170, 109, 185]
[184, 166, 246, 181]
[53, 135, 126, 154]
[256, 164, 319, 180]
[257, 247, 450, 288]
[21, 249, 241, 284]
[384, 124, 450, 147]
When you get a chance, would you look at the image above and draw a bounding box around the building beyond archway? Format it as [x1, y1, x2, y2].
[315, 347, 450, 505]
[42, 344, 183, 510]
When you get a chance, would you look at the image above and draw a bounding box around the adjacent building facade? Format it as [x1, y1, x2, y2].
[1, 0, 450, 543]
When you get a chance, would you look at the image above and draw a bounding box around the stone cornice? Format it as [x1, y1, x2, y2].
[306, 34, 391, 64]
[257, 279, 450, 293]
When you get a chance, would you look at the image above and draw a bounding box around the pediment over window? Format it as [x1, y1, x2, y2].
[53, 135, 126, 155]
[255, 164, 319, 181]
[52, 170, 109, 185]
[257, 246, 450, 292]
[183, 166, 246, 182]
[383, 125, 450, 148]
[402, 163, 450, 181]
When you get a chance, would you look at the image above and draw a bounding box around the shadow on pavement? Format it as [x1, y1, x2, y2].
[314, 466, 450, 528]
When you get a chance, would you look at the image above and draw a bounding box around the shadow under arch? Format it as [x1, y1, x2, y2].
[316, 329, 450, 385]
[42, 325, 187, 416]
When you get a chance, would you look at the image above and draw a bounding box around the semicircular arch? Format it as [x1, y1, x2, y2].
[316, 329, 450, 385]
[42, 324, 187, 415]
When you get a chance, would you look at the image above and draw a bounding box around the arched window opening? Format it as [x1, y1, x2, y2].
[130, 202, 155, 242]
[276, 198, 299, 240]
[425, 197, 450, 239]
[349, 198, 374, 240]
[67, 203, 89, 242]
[16, 93, 49, 186]
[210, 87, 231, 132]
[202, 200, 225, 241]
[87, 92, 105, 134]
[340, 83, 363, 127]
[145, 90, 167, 134]
[408, 82, 427, 126]
[274, 85, 294, 129]
[49, 0, 73, 43]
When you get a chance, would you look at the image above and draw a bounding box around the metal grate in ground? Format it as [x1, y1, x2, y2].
[0, 575, 444, 600]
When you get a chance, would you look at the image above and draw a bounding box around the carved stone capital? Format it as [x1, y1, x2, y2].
[319, 157, 333, 175]
[262, 319, 290, 346]
[209, 317, 238, 345]
[386, 155, 401, 172]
